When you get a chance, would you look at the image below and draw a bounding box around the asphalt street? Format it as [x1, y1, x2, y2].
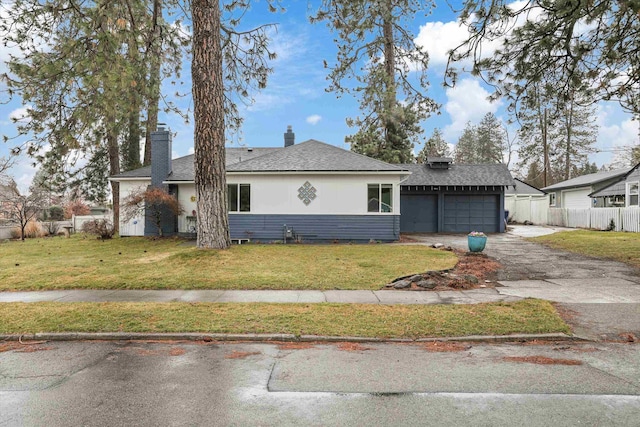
[1, 340, 640, 426]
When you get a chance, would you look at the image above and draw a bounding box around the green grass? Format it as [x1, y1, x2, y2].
[531, 230, 640, 268]
[0, 300, 570, 338]
[0, 235, 457, 291]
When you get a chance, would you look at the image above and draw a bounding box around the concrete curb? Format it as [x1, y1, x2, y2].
[0, 332, 591, 343]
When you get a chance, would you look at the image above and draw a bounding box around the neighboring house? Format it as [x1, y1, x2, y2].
[111, 128, 516, 240]
[399, 157, 514, 233]
[504, 179, 547, 224]
[542, 168, 631, 209]
[590, 162, 640, 208]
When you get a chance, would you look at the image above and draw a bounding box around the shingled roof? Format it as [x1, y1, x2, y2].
[226, 140, 408, 173]
[111, 140, 406, 181]
[542, 167, 631, 191]
[400, 163, 515, 187]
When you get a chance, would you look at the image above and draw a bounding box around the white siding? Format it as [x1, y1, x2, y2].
[176, 173, 404, 233]
[118, 180, 148, 236]
[562, 187, 593, 209]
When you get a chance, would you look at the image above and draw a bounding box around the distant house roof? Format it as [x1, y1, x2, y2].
[590, 181, 626, 198]
[400, 163, 515, 187]
[111, 140, 407, 181]
[505, 178, 546, 195]
[589, 162, 640, 197]
[542, 168, 631, 192]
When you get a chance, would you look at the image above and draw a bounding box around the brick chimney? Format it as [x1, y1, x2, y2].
[284, 125, 295, 147]
[150, 124, 172, 187]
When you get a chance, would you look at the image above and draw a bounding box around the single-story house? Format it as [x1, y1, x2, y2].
[589, 162, 640, 208]
[110, 127, 515, 241]
[542, 167, 631, 209]
[504, 179, 547, 224]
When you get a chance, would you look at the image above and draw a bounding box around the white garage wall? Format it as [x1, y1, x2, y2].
[562, 188, 594, 209]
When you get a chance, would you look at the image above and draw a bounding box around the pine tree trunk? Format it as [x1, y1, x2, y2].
[144, 0, 162, 166]
[192, 0, 230, 249]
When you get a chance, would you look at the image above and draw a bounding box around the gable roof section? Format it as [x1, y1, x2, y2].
[111, 140, 406, 181]
[226, 140, 408, 172]
[589, 162, 640, 197]
[505, 178, 546, 195]
[542, 167, 631, 192]
[401, 163, 515, 187]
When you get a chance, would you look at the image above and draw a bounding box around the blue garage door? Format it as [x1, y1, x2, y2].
[443, 195, 499, 233]
[400, 194, 438, 233]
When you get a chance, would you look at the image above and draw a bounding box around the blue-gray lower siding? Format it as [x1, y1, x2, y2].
[229, 214, 400, 242]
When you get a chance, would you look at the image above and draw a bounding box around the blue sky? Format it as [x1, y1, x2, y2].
[1, 0, 638, 192]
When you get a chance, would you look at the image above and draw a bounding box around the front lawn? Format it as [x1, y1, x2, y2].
[0, 300, 570, 338]
[531, 230, 640, 269]
[0, 236, 457, 291]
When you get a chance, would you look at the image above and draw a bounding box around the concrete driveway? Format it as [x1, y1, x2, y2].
[405, 225, 640, 340]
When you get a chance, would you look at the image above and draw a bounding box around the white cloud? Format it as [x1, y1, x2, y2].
[306, 114, 322, 125]
[415, 0, 544, 72]
[8, 106, 32, 123]
[415, 21, 469, 68]
[442, 78, 501, 141]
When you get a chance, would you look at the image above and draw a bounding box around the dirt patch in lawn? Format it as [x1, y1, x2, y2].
[384, 250, 502, 291]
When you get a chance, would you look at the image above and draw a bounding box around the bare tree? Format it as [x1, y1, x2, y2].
[0, 179, 46, 241]
[122, 187, 183, 237]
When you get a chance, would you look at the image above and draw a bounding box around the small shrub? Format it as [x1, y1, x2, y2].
[25, 221, 45, 238]
[606, 219, 616, 231]
[81, 219, 115, 239]
[44, 221, 60, 236]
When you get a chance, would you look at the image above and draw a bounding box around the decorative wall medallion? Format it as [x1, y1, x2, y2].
[190, 195, 196, 202]
[297, 181, 317, 205]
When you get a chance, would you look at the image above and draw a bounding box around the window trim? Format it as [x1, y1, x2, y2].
[367, 183, 393, 213]
[227, 183, 251, 213]
[549, 193, 556, 207]
[627, 181, 639, 207]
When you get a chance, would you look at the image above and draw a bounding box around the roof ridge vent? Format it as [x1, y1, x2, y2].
[426, 156, 452, 169]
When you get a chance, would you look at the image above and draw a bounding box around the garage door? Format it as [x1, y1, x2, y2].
[443, 195, 499, 233]
[562, 188, 593, 209]
[400, 194, 438, 232]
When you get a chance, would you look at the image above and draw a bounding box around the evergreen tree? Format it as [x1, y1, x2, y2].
[312, 0, 437, 163]
[454, 122, 478, 164]
[475, 113, 505, 164]
[417, 128, 450, 163]
[450, 0, 640, 115]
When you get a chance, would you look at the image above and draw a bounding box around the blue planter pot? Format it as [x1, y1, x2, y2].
[468, 235, 487, 252]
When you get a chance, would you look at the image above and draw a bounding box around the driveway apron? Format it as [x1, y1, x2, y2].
[405, 225, 640, 341]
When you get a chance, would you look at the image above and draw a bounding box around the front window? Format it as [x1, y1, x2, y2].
[367, 184, 393, 213]
[228, 184, 250, 212]
[628, 182, 639, 207]
[549, 193, 556, 207]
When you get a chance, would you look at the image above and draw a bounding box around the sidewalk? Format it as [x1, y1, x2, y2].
[0, 288, 522, 305]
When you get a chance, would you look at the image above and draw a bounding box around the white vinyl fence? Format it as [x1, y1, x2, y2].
[505, 195, 549, 224]
[72, 214, 112, 232]
[547, 207, 640, 232]
[0, 225, 13, 239]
